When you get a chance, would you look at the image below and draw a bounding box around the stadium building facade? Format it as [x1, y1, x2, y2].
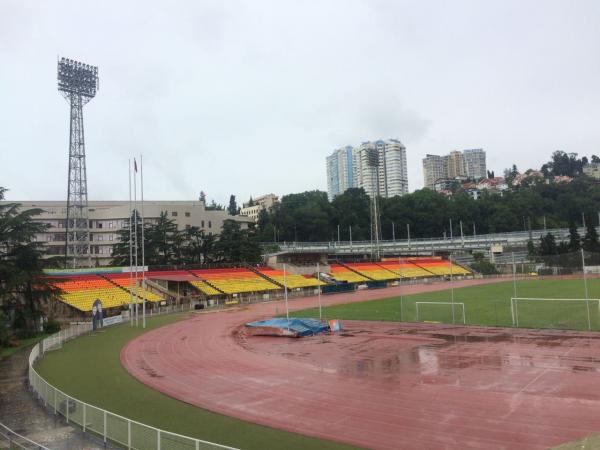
[3, 199, 253, 265]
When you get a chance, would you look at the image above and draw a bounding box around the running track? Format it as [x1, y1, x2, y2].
[121, 279, 600, 449]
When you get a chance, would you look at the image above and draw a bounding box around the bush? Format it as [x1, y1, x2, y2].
[0, 310, 11, 347]
[43, 319, 61, 334]
[470, 261, 500, 275]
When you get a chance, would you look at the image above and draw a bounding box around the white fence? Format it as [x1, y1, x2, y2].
[29, 323, 239, 450]
[0, 422, 51, 450]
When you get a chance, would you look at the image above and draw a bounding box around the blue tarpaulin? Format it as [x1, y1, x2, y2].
[245, 317, 329, 337]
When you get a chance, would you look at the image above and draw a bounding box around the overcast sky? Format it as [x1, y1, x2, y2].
[1, 1, 599, 205]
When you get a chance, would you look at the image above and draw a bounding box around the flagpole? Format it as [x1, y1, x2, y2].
[134, 158, 139, 327]
[128, 159, 133, 326]
[141, 154, 146, 329]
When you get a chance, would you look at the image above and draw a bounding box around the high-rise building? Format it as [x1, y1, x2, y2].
[423, 149, 486, 189]
[447, 150, 467, 178]
[463, 149, 487, 179]
[353, 140, 409, 198]
[326, 146, 354, 201]
[422, 154, 448, 190]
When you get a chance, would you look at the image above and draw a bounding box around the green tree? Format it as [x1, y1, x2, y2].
[0, 187, 56, 337]
[227, 195, 238, 216]
[539, 233, 558, 256]
[582, 220, 600, 253]
[111, 210, 143, 266]
[145, 211, 180, 266]
[205, 200, 224, 211]
[568, 221, 580, 251]
[180, 226, 217, 264]
[215, 220, 261, 263]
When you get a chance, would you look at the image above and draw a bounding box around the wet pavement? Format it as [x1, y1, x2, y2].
[0, 345, 108, 449]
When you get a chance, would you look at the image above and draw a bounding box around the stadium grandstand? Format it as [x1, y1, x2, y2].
[342, 262, 399, 281]
[189, 268, 280, 295]
[409, 257, 471, 276]
[377, 260, 433, 278]
[257, 267, 325, 289]
[329, 264, 370, 283]
[48, 258, 471, 314]
[51, 275, 162, 312]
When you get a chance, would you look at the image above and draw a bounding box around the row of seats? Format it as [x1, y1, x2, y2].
[413, 259, 471, 276]
[52, 274, 164, 312]
[376, 261, 433, 278]
[329, 264, 369, 283]
[189, 280, 221, 296]
[105, 275, 164, 302]
[258, 267, 325, 289]
[189, 269, 279, 294]
[343, 263, 398, 281]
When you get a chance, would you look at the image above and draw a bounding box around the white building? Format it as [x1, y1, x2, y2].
[327, 139, 408, 199]
[326, 146, 355, 200]
[2, 199, 254, 266]
[463, 149, 487, 179]
[240, 193, 279, 221]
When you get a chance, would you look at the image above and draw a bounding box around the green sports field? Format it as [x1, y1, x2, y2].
[291, 278, 600, 331]
[35, 313, 358, 450]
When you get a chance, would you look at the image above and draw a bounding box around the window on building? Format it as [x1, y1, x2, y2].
[208, 221, 212, 228]
[201, 220, 205, 227]
[185, 212, 190, 217]
[172, 211, 178, 217]
[97, 222, 103, 229]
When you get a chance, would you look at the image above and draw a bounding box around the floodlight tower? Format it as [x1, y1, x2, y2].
[57, 57, 99, 268]
[366, 147, 381, 260]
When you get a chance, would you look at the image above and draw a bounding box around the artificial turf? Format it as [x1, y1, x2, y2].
[291, 278, 600, 331]
[34, 313, 358, 450]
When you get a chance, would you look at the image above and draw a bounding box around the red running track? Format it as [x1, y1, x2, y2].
[121, 279, 600, 449]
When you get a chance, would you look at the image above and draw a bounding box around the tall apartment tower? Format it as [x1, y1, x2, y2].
[423, 148, 486, 188]
[447, 150, 467, 178]
[353, 139, 408, 198]
[463, 148, 487, 179]
[422, 154, 448, 189]
[326, 146, 355, 201]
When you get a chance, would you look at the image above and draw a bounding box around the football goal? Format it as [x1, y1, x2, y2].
[415, 302, 466, 324]
[511, 297, 600, 331]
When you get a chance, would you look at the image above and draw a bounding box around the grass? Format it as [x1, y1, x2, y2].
[0, 333, 49, 360]
[35, 313, 358, 450]
[291, 278, 600, 331]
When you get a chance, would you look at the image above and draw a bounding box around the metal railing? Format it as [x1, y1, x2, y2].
[0, 422, 51, 450]
[29, 323, 239, 450]
[267, 227, 596, 254]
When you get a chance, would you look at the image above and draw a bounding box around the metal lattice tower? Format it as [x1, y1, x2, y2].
[365, 148, 381, 260]
[57, 57, 99, 268]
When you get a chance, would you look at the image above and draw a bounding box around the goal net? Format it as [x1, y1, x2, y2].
[415, 302, 466, 324]
[511, 297, 600, 331]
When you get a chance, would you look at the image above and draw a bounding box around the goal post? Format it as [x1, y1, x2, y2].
[415, 302, 466, 324]
[511, 297, 600, 331]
